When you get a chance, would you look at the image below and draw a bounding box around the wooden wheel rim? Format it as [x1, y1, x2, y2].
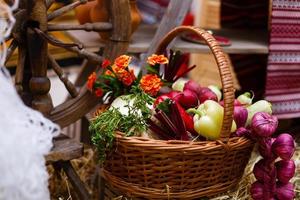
[6, 0, 131, 128]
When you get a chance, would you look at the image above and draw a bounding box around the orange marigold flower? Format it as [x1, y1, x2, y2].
[112, 64, 126, 74]
[147, 54, 168, 66]
[87, 72, 96, 91]
[101, 59, 111, 68]
[105, 70, 115, 77]
[95, 88, 104, 97]
[119, 69, 136, 86]
[140, 74, 163, 96]
[114, 55, 131, 68]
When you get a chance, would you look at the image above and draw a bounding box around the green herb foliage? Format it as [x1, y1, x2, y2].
[89, 87, 154, 162]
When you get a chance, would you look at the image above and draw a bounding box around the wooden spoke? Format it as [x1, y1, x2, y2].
[48, 22, 112, 32]
[48, 54, 79, 98]
[15, 45, 26, 94]
[5, 39, 18, 64]
[33, 27, 83, 49]
[47, 0, 88, 21]
[74, 60, 98, 87]
[45, 0, 55, 9]
[33, 27, 103, 63]
[66, 46, 103, 63]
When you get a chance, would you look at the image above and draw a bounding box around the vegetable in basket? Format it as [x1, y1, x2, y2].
[173, 79, 220, 104]
[208, 85, 222, 101]
[153, 92, 197, 136]
[149, 99, 192, 140]
[189, 100, 236, 140]
[237, 92, 253, 106]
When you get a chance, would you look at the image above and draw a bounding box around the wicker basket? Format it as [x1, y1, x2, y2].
[101, 26, 255, 199]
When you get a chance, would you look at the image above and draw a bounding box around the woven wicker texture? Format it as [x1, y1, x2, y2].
[102, 26, 255, 199]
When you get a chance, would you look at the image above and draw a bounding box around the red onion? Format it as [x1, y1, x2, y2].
[253, 159, 271, 183]
[233, 106, 248, 128]
[178, 89, 199, 109]
[251, 112, 278, 137]
[208, 85, 222, 101]
[168, 91, 183, 102]
[198, 88, 218, 103]
[183, 80, 201, 95]
[272, 133, 295, 160]
[153, 94, 171, 107]
[258, 138, 277, 159]
[154, 91, 184, 107]
[276, 182, 295, 200]
[250, 181, 264, 200]
[235, 127, 251, 137]
[276, 160, 296, 184]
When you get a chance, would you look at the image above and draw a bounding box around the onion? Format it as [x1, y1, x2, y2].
[110, 95, 134, 116]
[258, 138, 277, 159]
[253, 159, 271, 183]
[235, 127, 251, 137]
[272, 133, 295, 160]
[233, 106, 248, 128]
[251, 112, 278, 137]
[250, 181, 264, 200]
[168, 91, 183, 102]
[183, 80, 201, 95]
[198, 88, 218, 103]
[208, 85, 222, 101]
[153, 94, 170, 108]
[276, 160, 296, 184]
[178, 89, 199, 109]
[276, 182, 295, 200]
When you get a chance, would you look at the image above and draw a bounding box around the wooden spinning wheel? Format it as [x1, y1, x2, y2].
[4, 0, 131, 199]
[5, 0, 131, 128]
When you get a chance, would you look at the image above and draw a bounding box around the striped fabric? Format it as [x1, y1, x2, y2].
[265, 0, 300, 118]
[221, 0, 269, 29]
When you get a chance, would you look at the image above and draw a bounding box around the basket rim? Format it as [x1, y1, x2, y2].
[115, 131, 254, 151]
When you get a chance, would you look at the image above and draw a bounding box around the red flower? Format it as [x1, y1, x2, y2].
[119, 69, 136, 86]
[140, 74, 163, 96]
[87, 72, 96, 91]
[95, 88, 103, 97]
[102, 59, 111, 68]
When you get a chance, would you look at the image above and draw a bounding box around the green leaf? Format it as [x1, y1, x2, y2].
[157, 99, 171, 114]
[101, 74, 117, 82]
[137, 70, 143, 82]
[146, 65, 159, 75]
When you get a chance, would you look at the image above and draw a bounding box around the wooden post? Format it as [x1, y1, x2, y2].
[27, 0, 53, 115]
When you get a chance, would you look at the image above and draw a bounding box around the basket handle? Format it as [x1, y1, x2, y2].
[154, 26, 235, 140]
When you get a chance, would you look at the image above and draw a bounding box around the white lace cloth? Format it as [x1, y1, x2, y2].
[0, 1, 60, 199]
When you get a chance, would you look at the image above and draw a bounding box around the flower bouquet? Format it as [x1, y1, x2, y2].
[87, 26, 296, 199]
